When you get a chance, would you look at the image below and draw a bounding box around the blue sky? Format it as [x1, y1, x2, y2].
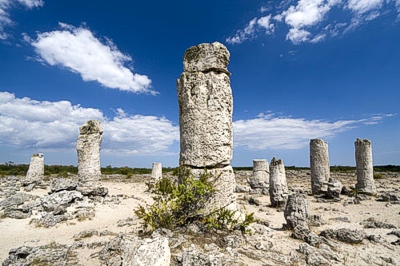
[0, 0, 399, 167]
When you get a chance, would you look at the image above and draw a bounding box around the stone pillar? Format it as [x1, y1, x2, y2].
[177, 42, 237, 212]
[151, 162, 162, 180]
[310, 139, 330, 195]
[269, 157, 289, 207]
[249, 159, 269, 194]
[26, 153, 44, 181]
[355, 138, 376, 195]
[76, 120, 103, 182]
[284, 194, 310, 230]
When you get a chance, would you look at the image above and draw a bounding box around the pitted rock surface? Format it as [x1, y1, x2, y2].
[76, 120, 103, 182]
[249, 159, 269, 191]
[284, 194, 310, 230]
[178, 70, 233, 167]
[50, 178, 77, 193]
[41, 190, 83, 212]
[183, 42, 230, 74]
[310, 139, 330, 195]
[25, 153, 44, 182]
[355, 138, 376, 194]
[269, 157, 289, 207]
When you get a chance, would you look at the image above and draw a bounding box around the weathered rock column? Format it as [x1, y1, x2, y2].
[355, 138, 376, 195]
[269, 157, 289, 207]
[151, 162, 162, 180]
[26, 153, 44, 181]
[310, 139, 330, 195]
[76, 120, 103, 182]
[177, 42, 236, 212]
[249, 159, 269, 194]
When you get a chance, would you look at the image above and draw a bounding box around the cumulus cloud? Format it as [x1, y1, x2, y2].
[0, 0, 43, 40]
[226, 0, 400, 45]
[0, 92, 178, 154]
[233, 112, 390, 150]
[29, 23, 154, 94]
[226, 16, 274, 44]
[0, 92, 392, 158]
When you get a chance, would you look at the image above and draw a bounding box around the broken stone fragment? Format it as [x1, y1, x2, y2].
[319, 228, 366, 244]
[284, 194, 310, 230]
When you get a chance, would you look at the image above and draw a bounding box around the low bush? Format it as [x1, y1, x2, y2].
[135, 166, 255, 234]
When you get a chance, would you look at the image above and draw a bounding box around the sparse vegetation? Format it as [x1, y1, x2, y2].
[135, 166, 255, 234]
[373, 173, 384, 179]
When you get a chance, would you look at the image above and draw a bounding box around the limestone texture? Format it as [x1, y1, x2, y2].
[355, 138, 376, 194]
[190, 166, 237, 212]
[26, 153, 44, 182]
[310, 139, 330, 195]
[249, 159, 269, 191]
[151, 162, 162, 180]
[177, 42, 233, 168]
[76, 120, 103, 182]
[269, 157, 289, 207]
[284, 194, 310, 230]
[177, 42, 237, 214]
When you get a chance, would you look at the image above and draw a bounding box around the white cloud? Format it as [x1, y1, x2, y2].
[226, 16, 275, 44]
[0, 92, 392, 159]
[0, 92, 178, 154]
[257, 15, 275, 34]
[286, 28, 312, 43]
[347, 0, 384, 14]
[226, 0, 400, 45]
[226, 18, 258, 44]
[233, 113, 388, 150]
[29, 23, 154, 94]
[0, 0, 43, 40]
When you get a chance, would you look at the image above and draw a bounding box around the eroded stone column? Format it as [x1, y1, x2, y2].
[310, 139, 330, 195]
[151, 162, 162, 180]
[177, 42, 236, 212]
[269, 157, 289, 207]
[249, 159, 269, 194]
[26, 153, 44, 181]
[355, 138, 376, 195]
[76, 120, 103, 182]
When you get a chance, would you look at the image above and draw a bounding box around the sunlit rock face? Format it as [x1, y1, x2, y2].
[177, 42, 233, 168]
[177, 42, 237, 213]
[269, 157, 289, 207]
[26, 153, 44, 181]
[76, 120, 103, 182]
[310, 139, 330, 195]
[151, 162, 162, 180]
[355, 138, 376, 195]
[249, 159, 269, 192]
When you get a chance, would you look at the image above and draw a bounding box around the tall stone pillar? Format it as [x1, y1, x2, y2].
[26, 153, 44, 181]
[249, 159, 269, 194]
[310, 139, 330, 195]
[355, 138, 376, 195]
[76, 120, 103, 182]
[151, 162, 162, 180]
[177, 42, 236, 212]
[269, 157, 289, 207]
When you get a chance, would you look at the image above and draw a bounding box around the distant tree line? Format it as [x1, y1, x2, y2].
[0, 163, 398, 177]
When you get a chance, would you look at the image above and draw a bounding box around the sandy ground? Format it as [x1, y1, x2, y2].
[1, 170, 399, 265]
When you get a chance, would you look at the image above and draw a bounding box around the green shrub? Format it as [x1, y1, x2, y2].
[373, 173, 384, 179]
[135, 166, 255, 234]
